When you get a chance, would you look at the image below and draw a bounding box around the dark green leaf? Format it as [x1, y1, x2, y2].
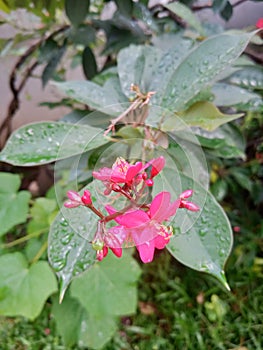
[114, 0, 133, 17]
[210, 179, 228, 201]
[0, 173, 31, 236]
[42, 43, 66, 87]
[0, 122, 107, 166]
[220, 1, 233, 21]
[65, 0, 90, 27]
[229, 168, 253, 192]
[0, 252, 57, 319]
[82, 46, 97, 80]
[69, 24, 96, 45]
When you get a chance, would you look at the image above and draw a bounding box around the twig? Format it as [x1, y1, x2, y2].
[0, 25, 70, 149]
[104, 84, 155, 136]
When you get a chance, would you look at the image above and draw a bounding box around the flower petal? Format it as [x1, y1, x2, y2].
[150, 192, 171, 220]
[136, 240, 155, 263]
[126, 162, 143, 182]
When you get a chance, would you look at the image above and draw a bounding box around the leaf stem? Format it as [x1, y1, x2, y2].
[31, 240, 48, 264]
[0, 228, 48, 249]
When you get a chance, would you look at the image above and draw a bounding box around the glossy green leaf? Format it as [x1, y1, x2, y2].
[71, 252, 141, 316]
[48, 204, 97, 302]
[0, 173, 31, 236]
[117, 45, 162, 98]
[65, 0, 90, 27]
[0, 122, 107, 166]
[0, 253, 57, 320]
[152, 31, 256, 112]
[163, 101, 243, 132]
[153, 168, 233, 289]
[227, 66, 263, 91]
[82, 46, 97, 80]
[53, 80, 126, 115]
[164, 2, 204, 35]
[212, 83, 262, 106]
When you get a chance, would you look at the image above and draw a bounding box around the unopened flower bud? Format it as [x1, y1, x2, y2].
[145, 179, 154, 186]
[96, 246, 108, 261]
[81, 190, 92, 206]
[92, 239, 104, 251]
[180, 200, 199, 212]
[180, 189, 193, 199]
[64, 190, 82, 208]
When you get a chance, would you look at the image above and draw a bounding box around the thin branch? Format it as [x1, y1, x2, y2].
[0, 25, 70, 149]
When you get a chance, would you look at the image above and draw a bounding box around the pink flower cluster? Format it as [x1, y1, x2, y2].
[64, 157, 199, 264]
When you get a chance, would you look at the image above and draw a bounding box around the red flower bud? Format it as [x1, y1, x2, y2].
[81, 190, 92, 206]
[180, 200, 199, 212]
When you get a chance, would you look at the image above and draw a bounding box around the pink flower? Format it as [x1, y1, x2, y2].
[64, 190, 92, 208]
[92, 156, 165, 193]
[256, 18, 263, 29]
[106, 192, 180, 263]
[93, 157, 143, 187]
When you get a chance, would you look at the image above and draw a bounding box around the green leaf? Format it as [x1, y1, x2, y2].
[65, 0, 90, 27]
[162, 102, 243, 132]
[69, 24, 96, 46]
[42, 43, 67, 87]
[71, 252, 141, 316]
[164, 2, 204, 36]
[0, 122, 107, 166]
[27, 198, 57, 234]
[210, 179, 228, 201]
[212, 83, 262, 106]
[0, 252, 57, 320]
[152, 31, 256, 112]
[48, 205, 97, 302]
[114, 0, 133, 17]
[0, 0, 10, 13]
[0, 173, 31, 236]
[229, 168, 253, 192]
[53, 80, 126, 115]
[227, 66, 263, 91]
[52, 293, 85, 347]
[82, 46, 98, 80]
[79, 313, 118, 350]
[117, 44, 162, 98]
[52, 293, 118, 349]
[197, 123, 245, 159]
[153, 168, 233, 289]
